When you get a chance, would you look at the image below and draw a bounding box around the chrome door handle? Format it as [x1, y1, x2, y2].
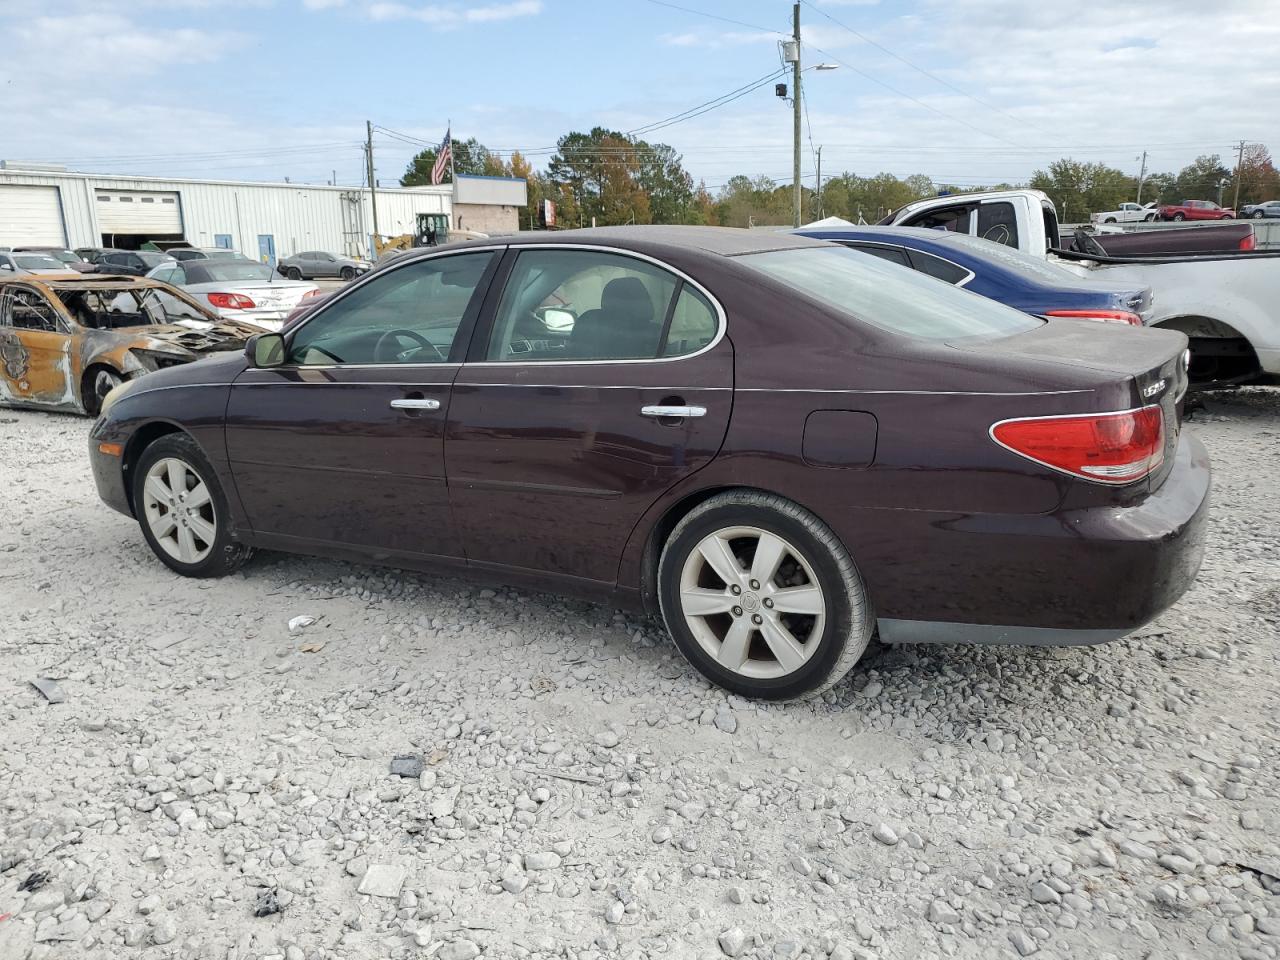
[390, 398, 441, 410]
[641, 404, 706, 418]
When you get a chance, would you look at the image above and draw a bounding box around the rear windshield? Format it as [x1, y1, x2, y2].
[940, 233, 1083, 282]
[14, 255, 64, 270]
[137, 252, 173, 268]
[192, 262, 275, 282]
[738, 246, 1042, 341]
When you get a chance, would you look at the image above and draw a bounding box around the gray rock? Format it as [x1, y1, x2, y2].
[1009, 929, 1038, 956]
[604, 900, 625, 924]
[150, 917, 177, 946]
[357, 863, 407, 898]
[718, 927, 749, 958]
[524, 851, 562, 871]
[927, 899, 960, 925]
[872, 824, 898, 846]
[1031, 881, 1061, 904]
[437, 940, 481, 960]
[501, 874, 528, 894]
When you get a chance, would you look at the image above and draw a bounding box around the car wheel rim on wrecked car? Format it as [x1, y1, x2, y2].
[142, 458, 217, 564]
[679, 525, 826, 680]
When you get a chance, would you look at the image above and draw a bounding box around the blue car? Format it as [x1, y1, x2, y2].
[795, 226, 1152, 326]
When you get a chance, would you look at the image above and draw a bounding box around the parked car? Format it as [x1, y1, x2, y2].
[1091, 202, 1158, 224]
[1239, 200, 1280, 219]
[76, 247, 116, 264]
[1158, 200, 1234, 221]
[881, 189, 1280, 386]
[0, 275, 262, 415]
[94, 250, 177, 277]
[278, 250, 373, 281]
[11, 246, 96, 273]
[90, 227, 1208, 700]
[0, 251, 80, 276]
[794, 225, 1152, 325]
[166, 247, 252, 262]
[145, 259, 318, 331]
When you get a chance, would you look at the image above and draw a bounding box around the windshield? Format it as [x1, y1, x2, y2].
[198, 262, 275, 282]
[738, 246, 1042, 341]
[939, 233, 1083, 282]
[14, 255, 65, 270]
[37, 250, 80, 263]
[55, 286, 212, 329]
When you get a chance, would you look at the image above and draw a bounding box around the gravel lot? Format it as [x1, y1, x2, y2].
[1, 388, 1278, 960]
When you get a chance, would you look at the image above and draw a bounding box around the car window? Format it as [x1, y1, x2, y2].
[976, 202, 1019, 247]
[841, 243, 910, 267]
[0, 287, 62, 332]
[487, 250, 687, 362]
[905, 249, 971, 285]
[151, 265, 182, 285]
[738, 246, 1042, 342]
[662, 286, 718, 357]
[14, 255, 64, 270]
[195, 262, 274, 282]
[906, 203, 974, 235]
[288, 252, 494, 365]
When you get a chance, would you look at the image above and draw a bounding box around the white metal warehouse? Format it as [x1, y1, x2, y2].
[0, 163, 522, 262]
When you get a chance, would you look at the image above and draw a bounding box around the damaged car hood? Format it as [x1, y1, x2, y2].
[113, 319, 263, 354]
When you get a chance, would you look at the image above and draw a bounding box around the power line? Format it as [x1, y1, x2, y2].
[799, 0, 1053, 136]
[628, 68, 787, 138]
[638, 0, 784, 36]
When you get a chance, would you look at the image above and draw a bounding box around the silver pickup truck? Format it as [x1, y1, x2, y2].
[883, 189, 1280, 386]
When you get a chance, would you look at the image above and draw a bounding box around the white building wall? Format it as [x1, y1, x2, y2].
[0, 168, 452, 259]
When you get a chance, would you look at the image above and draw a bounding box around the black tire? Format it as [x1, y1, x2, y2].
[1103, 217, 1117, 224]
[284, 266, 303, 280]
[1172, 212, 1186, 221]
[132, 433, 253, 578]
[657, 490, 872, 700]
[1253, 211, 1266, 219]
[83, 366, 122, 417]
[340, 266, 356, 281]
[1144, 214, 1155, 221]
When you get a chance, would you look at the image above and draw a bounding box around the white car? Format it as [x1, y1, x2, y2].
[0, 251, 80, 276]
[1091, 202, 1158, 224]
[146, 259, 318, 332]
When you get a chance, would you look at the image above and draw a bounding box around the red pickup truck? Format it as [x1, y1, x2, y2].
[1158, 199, 1235, 221]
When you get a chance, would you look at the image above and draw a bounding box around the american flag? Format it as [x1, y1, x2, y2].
[431, 129, 451, 185]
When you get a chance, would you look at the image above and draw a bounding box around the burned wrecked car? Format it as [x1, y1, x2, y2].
[0, 276, 264, 415]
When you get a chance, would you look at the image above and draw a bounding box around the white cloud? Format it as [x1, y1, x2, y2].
[328, 0, 542, 27]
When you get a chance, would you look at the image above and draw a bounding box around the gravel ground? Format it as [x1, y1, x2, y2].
[1, 388, 1278, 960]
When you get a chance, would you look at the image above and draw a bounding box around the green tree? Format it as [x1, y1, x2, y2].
[1165, 154, 1232, 204]
[547, 128, 656, 226]
[1228, 143, 1280, 207]
[1030, 159, 1133, 220]
[400, 136, 494, 186]
[634, 141, 695, 224]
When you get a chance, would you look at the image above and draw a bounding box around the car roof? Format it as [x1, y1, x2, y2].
[426, 225, 832, 260]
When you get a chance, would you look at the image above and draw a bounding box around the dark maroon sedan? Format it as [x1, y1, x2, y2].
[89, 227, 1209, 699]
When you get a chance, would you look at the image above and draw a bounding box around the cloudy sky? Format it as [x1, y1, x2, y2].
[3, 0, 1278, 191]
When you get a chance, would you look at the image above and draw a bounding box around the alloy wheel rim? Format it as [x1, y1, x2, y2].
[678, 525, 826, 680]
[142, 457, 217, 564]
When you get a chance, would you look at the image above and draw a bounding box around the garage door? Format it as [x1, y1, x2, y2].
[0, 185, 66, 246]
[95, 189, 183, 233]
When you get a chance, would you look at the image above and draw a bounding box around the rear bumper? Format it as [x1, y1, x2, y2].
[866, 431, 1211, 642]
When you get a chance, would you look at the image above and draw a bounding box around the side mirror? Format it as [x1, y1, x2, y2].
[245, 332, 285, 368]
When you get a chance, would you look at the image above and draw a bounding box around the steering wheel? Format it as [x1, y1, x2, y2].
[373, 328, 445, 363]
[981, 223, 1013, 245]
[1072, 228, 1108, 258]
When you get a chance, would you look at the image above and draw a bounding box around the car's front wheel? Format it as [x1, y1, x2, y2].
[133, 433, 253, 578]
[658, 491, 872, 700]
[340, 266, 356, 281]
[1254, 211, 1266, 219]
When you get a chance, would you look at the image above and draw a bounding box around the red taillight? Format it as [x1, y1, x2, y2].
[1045, 309, 1143, 326]
[1239, 233, 1256, 251]
[207, 292, 256, 309]
[301, 289, 322, 300]
[992, 406, 1165, 485]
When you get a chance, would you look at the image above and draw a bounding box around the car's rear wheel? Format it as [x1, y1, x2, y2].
[284, 266, 302, 280]
[133, 433, 253, 578]
[1104, 217, 1117, 224]
[1172, 212, 1186, 221]
[340, 266, 356, 281]
[658, 491, 872, 700]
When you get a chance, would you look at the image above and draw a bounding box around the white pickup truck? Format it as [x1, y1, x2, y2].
[883, 189, 1280, 386]
[1091, 201, 1159, 224]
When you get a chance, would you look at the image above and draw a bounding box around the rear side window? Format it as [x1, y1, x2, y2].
[976, 202, 1019, 248]
[906, 249, 970, 285]
[739, 246, 1041, 341]
[907, 203, 974, 234]
[662, 287, 718, 357]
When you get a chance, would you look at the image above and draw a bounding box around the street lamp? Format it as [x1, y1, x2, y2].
[783, 2, 841, 227]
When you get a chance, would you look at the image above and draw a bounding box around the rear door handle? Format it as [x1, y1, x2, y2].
[641, 405, 706, 418]
[390, 398, 441, 410]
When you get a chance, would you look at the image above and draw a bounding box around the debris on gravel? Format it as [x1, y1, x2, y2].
[1, 388, 1278, 959]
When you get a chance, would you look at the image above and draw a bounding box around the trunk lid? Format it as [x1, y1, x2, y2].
[954, 320, 1189, 487]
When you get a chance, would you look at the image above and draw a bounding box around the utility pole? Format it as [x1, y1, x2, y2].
[366, 120, 379, 254]
[792, 2, 802, 227]
[1135, 150, 1148, 204]
[1232, 139, 1246, 213]
[815, 146, 823, 219]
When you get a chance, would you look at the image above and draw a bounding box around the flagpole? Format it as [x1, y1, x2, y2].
[447, 119, 456, 232]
